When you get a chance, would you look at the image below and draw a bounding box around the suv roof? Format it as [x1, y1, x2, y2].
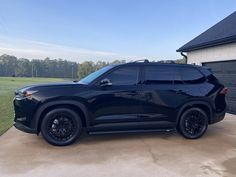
[117, 59, 203, 69]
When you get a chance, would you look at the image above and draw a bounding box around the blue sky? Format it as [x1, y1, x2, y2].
[0, 0, 236, 62]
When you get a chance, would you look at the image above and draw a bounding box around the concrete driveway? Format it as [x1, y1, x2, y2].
[0, 114, 236, 177]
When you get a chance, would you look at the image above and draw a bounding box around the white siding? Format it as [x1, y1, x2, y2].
[187, 42, 236, 65]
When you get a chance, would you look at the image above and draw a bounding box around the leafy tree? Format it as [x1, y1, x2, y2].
[78, 61, 95, 80]
[175, 58, 187, 64]
[0, 54, 17, 76]
[0, 54, 126, 79]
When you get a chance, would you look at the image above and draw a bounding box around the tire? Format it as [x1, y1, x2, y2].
[178, 107, 208, 139]
[41, 108, 82, 146]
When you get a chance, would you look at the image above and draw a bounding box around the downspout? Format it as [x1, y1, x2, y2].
[181, 52, 188, 64]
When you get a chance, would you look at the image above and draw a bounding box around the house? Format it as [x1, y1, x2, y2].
[177, 11, 236, 114]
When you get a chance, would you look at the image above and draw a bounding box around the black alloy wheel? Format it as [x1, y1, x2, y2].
[41, 108, 82, 146]
[178, 107, 208, 139]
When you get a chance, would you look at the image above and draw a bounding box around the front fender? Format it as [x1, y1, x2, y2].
[31, 100, 90, 133]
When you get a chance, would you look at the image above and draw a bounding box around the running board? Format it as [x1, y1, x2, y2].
[88, 128, 176, 135]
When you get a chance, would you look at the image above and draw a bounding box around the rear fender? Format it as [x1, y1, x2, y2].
[176, 100, 213, 124]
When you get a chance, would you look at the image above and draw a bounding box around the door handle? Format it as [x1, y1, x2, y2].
[145, 93, 152, 101]
[175, 90, 184, 94]
[128, 91, 137, 96]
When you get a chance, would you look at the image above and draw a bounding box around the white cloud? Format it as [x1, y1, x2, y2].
[0, 36, 142, 62]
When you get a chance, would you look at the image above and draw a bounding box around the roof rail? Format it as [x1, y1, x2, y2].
[157, 60, 175, 63]
[132, 59, 149, 63]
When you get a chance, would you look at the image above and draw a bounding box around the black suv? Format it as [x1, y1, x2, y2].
[14, 60, 227, 146]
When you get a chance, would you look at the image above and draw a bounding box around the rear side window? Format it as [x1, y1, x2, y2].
[105, 66, 139, 85]
[180, 67, 205, 84]
[144, 66, 181, 84]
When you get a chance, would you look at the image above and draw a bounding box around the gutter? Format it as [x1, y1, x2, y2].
[180, 52, 187, 64]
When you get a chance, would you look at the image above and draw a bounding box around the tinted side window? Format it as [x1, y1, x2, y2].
[105, 66, 139, 85]
[180, 67, 205, 84]
[144, 66, 182, 84]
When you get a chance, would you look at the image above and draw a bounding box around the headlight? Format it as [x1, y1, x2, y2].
[22, 90, 38, 98]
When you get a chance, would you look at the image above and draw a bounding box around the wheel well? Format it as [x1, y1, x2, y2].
[178, 103, 212, 124]
[37, 104, 87, 133]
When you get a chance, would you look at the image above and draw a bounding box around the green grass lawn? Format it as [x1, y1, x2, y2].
[0, 77, 65, 135]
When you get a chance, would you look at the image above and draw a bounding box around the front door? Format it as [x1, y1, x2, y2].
[89, 66, 144, 126]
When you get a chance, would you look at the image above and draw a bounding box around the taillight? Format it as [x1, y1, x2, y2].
[220, 87, 228, 95]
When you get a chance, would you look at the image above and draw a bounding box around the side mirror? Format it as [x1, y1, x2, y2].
[99, 78, 112, 87]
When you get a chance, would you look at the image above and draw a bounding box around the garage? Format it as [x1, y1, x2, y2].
[177, 11, 236, 114]
[203, 60, 236, 114]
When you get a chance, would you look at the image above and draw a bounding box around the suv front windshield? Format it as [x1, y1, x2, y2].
[79, 65, 114, 84]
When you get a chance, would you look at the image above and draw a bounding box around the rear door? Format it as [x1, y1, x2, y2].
[139, 65, 182, 128]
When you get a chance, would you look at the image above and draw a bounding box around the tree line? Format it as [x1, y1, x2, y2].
[0, 54, 185, 79]
[0, 54, 126, 79]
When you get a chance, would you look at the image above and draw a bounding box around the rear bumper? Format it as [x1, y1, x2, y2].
[210, 110, 226, 124]
[14, 121, 37, 134]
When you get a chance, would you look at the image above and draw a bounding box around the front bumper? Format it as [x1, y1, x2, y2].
[13, 95, 38, 134]
[14, 121, 37, 134]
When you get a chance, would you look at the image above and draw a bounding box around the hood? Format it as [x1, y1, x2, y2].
[16, 81, 85, 94]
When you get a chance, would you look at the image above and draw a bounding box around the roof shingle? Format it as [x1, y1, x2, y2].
[177, 11, 236, 52]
